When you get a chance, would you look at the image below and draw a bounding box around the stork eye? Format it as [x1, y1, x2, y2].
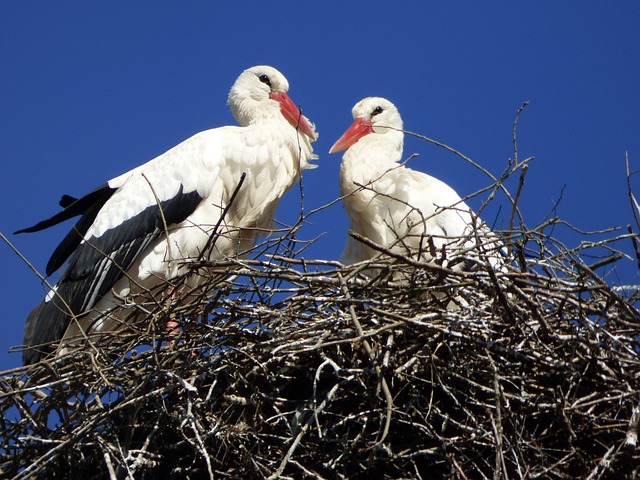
[372, 106, 384, 117]
[258, 74, 272, 88]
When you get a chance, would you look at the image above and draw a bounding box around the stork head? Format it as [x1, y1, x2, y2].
[228, 65, 316, 140]
[329, 97, 403, 154]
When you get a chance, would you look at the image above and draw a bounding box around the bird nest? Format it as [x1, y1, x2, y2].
[1, 218, 639, 479]
[2, 118, 640, 478]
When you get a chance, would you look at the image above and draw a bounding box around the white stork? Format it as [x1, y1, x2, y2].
[330, 97, 503, 270]
[17, 65, 317, 365]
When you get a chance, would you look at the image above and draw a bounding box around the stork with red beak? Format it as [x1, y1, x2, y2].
[330, 97, 503, 269]
[17, 65, 317, 365]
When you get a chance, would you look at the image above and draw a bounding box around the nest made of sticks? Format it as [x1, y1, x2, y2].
[1, 115, 639, 479]
[1, 217, 639, 479]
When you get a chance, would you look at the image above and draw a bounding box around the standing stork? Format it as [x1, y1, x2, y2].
[17, 65, 317, 365]
[329, 97, 503, 269]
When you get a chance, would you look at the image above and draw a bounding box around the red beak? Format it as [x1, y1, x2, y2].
[270, 92, 316, 141]
[329, 118, 373, 154]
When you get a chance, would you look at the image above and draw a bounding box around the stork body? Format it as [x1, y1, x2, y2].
[330, 97, 502, 268]
[18, 66, 317, 364]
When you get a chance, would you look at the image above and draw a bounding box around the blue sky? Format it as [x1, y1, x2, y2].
[1, 2, 639, 371]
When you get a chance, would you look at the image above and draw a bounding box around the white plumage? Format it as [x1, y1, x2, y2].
[330, 97, 503, 269]
[18, 65, 317, 364]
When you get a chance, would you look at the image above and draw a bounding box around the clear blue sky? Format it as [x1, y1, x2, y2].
[1, 2, 639, 371]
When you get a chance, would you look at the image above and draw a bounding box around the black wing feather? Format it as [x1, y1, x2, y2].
[59, 194, 78, 209]
[15, 183, 118, 275]
[23, 186, 203, 365]
[15, 183, 115, 235]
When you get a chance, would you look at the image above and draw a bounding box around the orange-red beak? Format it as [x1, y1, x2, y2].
[270, 92, 316, 141]
[329, 118, 373, 154]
